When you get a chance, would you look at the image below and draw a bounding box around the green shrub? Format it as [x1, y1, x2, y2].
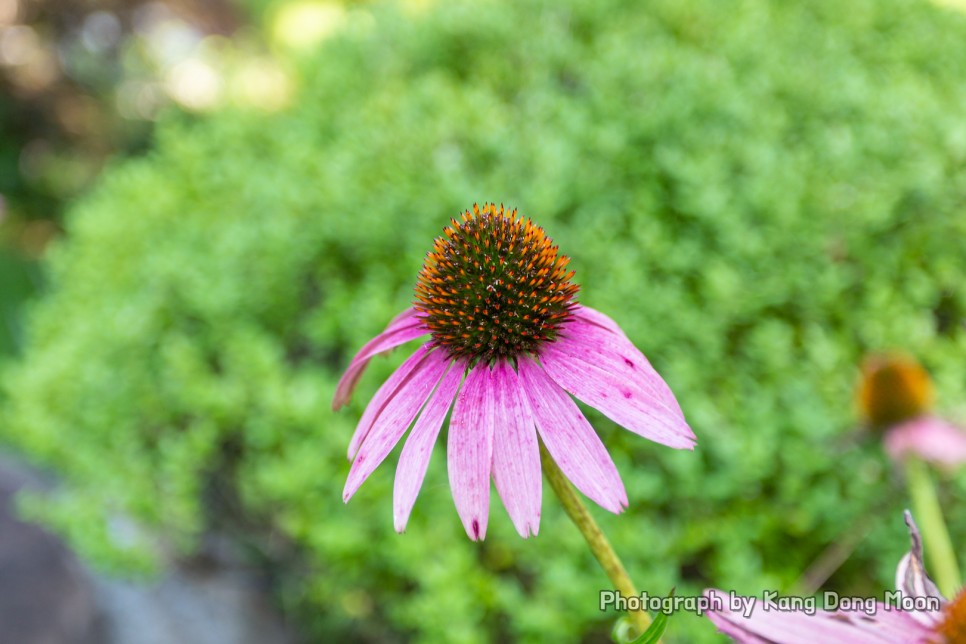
[4, 0, 966, 640]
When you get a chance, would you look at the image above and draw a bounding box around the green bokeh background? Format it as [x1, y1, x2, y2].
[3, 0, 966, 641]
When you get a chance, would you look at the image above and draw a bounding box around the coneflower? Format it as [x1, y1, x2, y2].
[857, 354, 966, 468]
[333, 203, 697, 638]
[333, 203, 696, 540]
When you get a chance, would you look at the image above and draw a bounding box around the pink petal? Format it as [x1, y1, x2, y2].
[448, 362, 495, 540]
[572, 304, 626, 336]
[333, 307, 429, 410]
[387, 307, 419, 326]
[884, 415, 966, 468]
[703, 589, 931, 644]
[834, 610, 936, 643]
[564, 311, 685, 418]
[490, 361, 541, 538]
[517, 357, 627, 513]
[393, 362, 465, 533]
[346, 343, 432, 460]
[894, 511, 945, 628]
[343, 347, 449, 501]
[539, 343, 696, 450]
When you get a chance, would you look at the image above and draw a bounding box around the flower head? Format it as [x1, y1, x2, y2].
[333, 203, 696, 539]
[705, 511, 966, 643]
[858, 353, 934, 429]
[413, 205, 579, 363]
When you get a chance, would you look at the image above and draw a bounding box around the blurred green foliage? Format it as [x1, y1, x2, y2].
[4, 0, 966, 641]
[0, 0, 265, 364]
[0, 249, 39, 356]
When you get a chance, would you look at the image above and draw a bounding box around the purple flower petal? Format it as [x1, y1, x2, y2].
[333, 307, 429, 410]
[490, 362, 541, 538]
[345, 343, 432, 460]
[540, 341, 696, 450]
[517, 357, 627, 514]
[387, 306, 419, 326]
[343, 347, 449, 501]
[544, 328, 678, 419]
[703, 591, 771, 644]
[884, 415, 966, 468]
[393, 362, 465, 533]
[564, 311, 685, 418]
[448, 363, 495, 541]
[572, 304, 627, 336]
[704, 589, 930, 644]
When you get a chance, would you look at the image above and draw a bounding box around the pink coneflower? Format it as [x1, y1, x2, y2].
[856, 353, 966, 599]
[332, 203, 696, 540]
[704, 512, 966, 643]
[858, 353, 966, 468]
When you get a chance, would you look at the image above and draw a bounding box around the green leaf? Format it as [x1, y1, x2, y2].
[630, 588, 673, 644]
[630, 611, 670, 644]
[611, 589, 673, 644]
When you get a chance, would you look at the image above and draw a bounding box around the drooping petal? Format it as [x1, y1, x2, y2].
[346, 343, 432, 460]
[517, 357, 627, 514]
[704, 589, 931, 644]
[564, 310, 685, 417]
[540, 342, 696, 450]
[333, 307, 429, 410]
[393, 362, 465, 533]
[884, 416, 966, 468]
[387, 306, 420, 326]
[343, 348, 450, 502]
[448, 362, 495, 540]
[572, 304, 627, 336]
[490, 361, 541, 538]
[894, 511, 945, 628]
[703, 593, 770, 644]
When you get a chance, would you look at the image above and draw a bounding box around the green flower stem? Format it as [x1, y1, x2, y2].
[905, 457, 962, 597]
[540, 442, 653, 638]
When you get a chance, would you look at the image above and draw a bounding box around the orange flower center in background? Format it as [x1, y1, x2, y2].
[936, 587, 966, 643]
[414, 203, 579, 364]
[857, 354, 934, 428]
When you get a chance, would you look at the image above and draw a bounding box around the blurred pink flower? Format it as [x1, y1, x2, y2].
[333, 204, 695, 540]
[704, 512, 966, 643]
[885, 416, 966, 469]
[856, 353, 966, 468]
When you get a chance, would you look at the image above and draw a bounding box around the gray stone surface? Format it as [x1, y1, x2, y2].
[93, 565, 296, 644]
[0, 451, 297, 644]
[0, 453, 101, 644]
